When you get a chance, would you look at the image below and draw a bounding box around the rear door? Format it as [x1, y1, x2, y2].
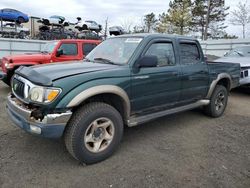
[82, 43, 97, 58]
[178, 40, 209, 103]
[131, 39, 182, 113]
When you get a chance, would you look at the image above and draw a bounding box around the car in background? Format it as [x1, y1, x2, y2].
[49, 15, 66, 25]
[0, 39, 101, 86]
[0, 23, 30, 38]
[76, 20, 102, 32]
[0, 8, 29, 23]
[109, 26, 125, 36]
[214, 45, 250, 86]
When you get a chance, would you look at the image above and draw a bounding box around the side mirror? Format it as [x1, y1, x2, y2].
[56, 49, 63, 57]
[223, 52, 228, 56]
[136, 55, 158, 68]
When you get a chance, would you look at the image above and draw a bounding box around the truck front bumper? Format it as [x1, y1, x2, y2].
[6, 95, 72, 138]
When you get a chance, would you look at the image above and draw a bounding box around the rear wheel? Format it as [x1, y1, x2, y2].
[64, 102, 124, 164]
[204, 85, 228, 117]
[17, 17, 25, 23]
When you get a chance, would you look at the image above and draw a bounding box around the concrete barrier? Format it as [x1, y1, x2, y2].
[200, 38, 250, 57]
[0, 38, 47, 58]
[1, 37, 250, 59]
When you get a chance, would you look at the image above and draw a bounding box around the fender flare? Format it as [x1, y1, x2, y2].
[66, 85, 131, 119]
[206, 73, 232, 99]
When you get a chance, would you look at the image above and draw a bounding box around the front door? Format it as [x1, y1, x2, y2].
[53, 42, 79, 62]
[131, 40, 181, 114]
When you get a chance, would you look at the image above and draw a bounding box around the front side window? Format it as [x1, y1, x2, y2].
[58, 43, 77, 56]
[145, 42, 176, 66]
[180, 43, 201, 64]
[83, 43, 97, 55]
[41, 41, 58, 53]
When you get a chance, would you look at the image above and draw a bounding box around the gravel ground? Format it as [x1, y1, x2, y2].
[0, 82, 249, 188]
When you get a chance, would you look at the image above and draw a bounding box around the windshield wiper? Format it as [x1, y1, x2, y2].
[83, 58, 91, 62]
[94, 57, 120, 65]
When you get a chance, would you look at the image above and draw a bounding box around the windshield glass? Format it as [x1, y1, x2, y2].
[225, 46, 250, 57]
[41, 41, 58, 53]
[86, 37, 143, 64]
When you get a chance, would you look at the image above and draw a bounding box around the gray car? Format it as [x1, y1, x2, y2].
[214, 46, 250, 86]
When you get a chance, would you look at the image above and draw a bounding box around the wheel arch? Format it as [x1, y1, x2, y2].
[66, 85, 131, 123]
[206, 73, 232, 99]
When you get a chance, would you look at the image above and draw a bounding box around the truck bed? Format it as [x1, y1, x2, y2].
[207, 61, 241, 89]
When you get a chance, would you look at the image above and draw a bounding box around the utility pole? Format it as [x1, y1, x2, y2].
[204, 0, 211, 40]
[104, 17, 108, 40]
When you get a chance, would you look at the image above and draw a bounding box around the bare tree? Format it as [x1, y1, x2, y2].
[120, 17, 134, 33]
[230, 0, 250, 38]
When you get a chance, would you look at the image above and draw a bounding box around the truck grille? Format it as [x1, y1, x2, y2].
[12, 78, 25, 98]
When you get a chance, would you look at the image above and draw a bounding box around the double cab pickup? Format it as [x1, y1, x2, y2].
[0, 39, 101, 85]
[6, 34, 240, 164]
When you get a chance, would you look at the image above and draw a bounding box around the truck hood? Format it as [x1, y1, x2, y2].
[15, 61, 120, 86]
[214, 57, 250, 67]
[5, 53, 51, 62]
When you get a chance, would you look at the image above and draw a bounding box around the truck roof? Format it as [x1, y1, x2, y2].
[115, 33, 196, 41]
[54, 39, 101, 43]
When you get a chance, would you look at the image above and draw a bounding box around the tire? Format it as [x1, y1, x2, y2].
[17, 17, 25, 23]
[82, 24, 88, 30]
[64, 102, 124, 164]
[2, 71, 14, 86]
[204, 85, 228, 117]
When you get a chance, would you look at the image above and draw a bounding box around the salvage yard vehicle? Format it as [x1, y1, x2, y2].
[6, 34, 240, 164]
[0, 39, 101, 85]
[214, 45, 250, 86]
[0, 8, 29, 23]
[109, 26, 125, 36]
[76, 20, 102, 32]
[0, 23, 30, 39]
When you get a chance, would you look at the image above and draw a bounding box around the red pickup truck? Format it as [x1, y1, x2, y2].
[0, 39, 101, 85]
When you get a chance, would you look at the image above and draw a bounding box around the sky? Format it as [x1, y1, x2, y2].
[0, 0, 245, 37]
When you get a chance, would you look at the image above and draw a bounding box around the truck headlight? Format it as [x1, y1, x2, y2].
[5, 62, 11, 69]
[29, 87, 61, 103]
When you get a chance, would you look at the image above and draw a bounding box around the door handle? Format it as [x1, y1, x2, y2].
[199, 70, 207, 74]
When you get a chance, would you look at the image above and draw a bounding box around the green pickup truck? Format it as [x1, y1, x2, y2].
[6, 34, 240, 164]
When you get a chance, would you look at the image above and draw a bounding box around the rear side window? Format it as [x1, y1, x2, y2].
[180, 43, 201, 64]
[58, 43, 77, 56]
[83, 43, 97, 55]
[145, 42, 176, 66]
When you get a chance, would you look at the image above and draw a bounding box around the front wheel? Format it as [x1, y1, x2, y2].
[204, 85, 228, 117]
[64, 102, 124, 164]
[2, 71, 14, 86]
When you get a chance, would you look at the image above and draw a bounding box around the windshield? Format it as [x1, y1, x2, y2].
[86, 37, 143, 64]
[225, 46, 250, 57]
[41, 41, 58, 53]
